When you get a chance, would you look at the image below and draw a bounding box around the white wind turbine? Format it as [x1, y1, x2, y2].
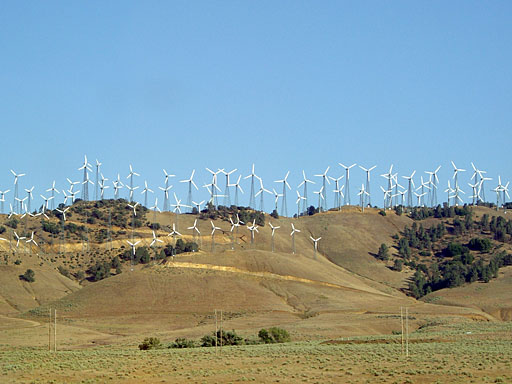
[150, 230, 163, 248]
[272, 189, 283, 214]
[40, 194, 54, 219]
[171, 192, 191, 231]
[168, 223, 182, 254]
[126, 240, 141, 269]
[149, 197, 160, 225]
[25, 231, 38, 254]
[269, 222, 280, 252]
[359, 165, 376, 207]
[313, 186, 325, 212]
[162, 169, 175, 212]
[275, 171, 292, 217]
[402, 170, 416, 208]
[328, 175, 344, 210]
[468, 181, 480, 205]
[414, 191, 427, 207]
[220, 168, 237, 207]
[206, 168, 222, 208]
[180, 169, 198, 212]
[14, 231, 26, 252]
[11, 170, 25, 213]
[425, 165, 441, 206]
[46, 181, 59, 210]
[126, 185, 139, 203]
[210, 221, 222, 252]
[295, 190, 305, 218]
[380, 186, 392, 210]
[78, 155, 92, 201]
[247, 219, 259, 246]
[126, 164, 140, 201]
[339, 163, 356, 206]
[188, 219, 201, 247]
[415, 176, 430, 207]
[99, 174, 109, 200]
[451, 161, 466, 207]
[290, 223, 301, 254]
[309, 236, 321, 260]
[244, 164, 258, 209]
[314, 167, 330, 211]
[255, 176, 272, 212]
[229, 218, 237, 249]
[230, 174, 244, 207]
[380, 165, 394, 209]
[444, 180, 455, 207]
[192, 199, 205, 214]
[113, 174, 124, 200]
[94, 159, 102, 201]
[298, 170, 315, 214]
[0, 189, 9, 214]
[357, 184, 369, 212]
[56, 206, 70, 253]
[141, 181, 153, 208]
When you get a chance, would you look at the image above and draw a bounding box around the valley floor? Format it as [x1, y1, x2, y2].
[1, 322, 511, 383]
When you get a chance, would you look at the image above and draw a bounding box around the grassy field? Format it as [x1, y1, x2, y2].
[1, 322, 511, 383]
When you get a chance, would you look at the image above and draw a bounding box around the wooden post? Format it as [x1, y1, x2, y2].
[54, 309, 57, 352]
[405, 307, 409, 357]
[49, 308, 52, 352]
[220, 310, 223, 354]
[214, 309, 218, 355]
[400, 307, 404, 356]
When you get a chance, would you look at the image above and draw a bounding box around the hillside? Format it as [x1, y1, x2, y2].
[0, 201, 510, 348]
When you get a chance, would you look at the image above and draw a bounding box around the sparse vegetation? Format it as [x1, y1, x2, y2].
[138, 337, 161, 350]
[20, 269, 35, 282]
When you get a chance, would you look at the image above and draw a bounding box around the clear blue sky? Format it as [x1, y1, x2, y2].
[0, 1, 510, 213]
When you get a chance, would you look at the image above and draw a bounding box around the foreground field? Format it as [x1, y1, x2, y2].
[1, 322, 511, 383]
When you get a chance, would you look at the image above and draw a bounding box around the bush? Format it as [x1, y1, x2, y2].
[5, 217, 18, 229]
[138, 337, 161, 350]
[20, 269, 35, 282]
[170, 338, 196, 348]
[201, 330, 244, 347]
[258, 327, 290, 344]
[377, 243, 389, 261]
[42, 221, 61, 234]
[378, 210, 386, 216]
[57, 266, 70, 278]
[468, 237, 492, 252]
[392, 259, 403, 272]
[88, 261, 111, 281]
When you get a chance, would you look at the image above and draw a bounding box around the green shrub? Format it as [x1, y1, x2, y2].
[468, 237, 492, 252]
[57, 266, 70, 278]
[20, 269, 35, 282]
[138, 337, 161, 350]
[171, 338, 196, 348]
[201, 330, 244, 347]
[378, 210, 386, 216]
[258, 327, 290, 344]
[5, 217, 18, 229]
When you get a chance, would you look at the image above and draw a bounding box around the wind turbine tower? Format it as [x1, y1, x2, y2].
[451, 161, 466, 206]
[180, 170, 198, 212]
[298, 170, 315, 214]
[275, 171, 291, 217]
[162, 169, 175, 211]
[11, 170, 25, 214]
[359, 165, 376, 207]
[339, 163, 356, 206]
[402, 170, 416, 208]
[78, 156, 92, 202]
[95, 159, 102, 201]
[314, 167, 330, 211]
[221, 169, 236, 207]
[126, 165, 140, 202]
[244, 164, 258, 209]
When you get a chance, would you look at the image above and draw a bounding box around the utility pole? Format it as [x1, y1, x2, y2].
[54, 309, 57, 352]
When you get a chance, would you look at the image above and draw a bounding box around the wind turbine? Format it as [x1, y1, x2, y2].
[99, 174, 109, 200]
[126, 185, 139, 202]
[328, 175, 344, 210]
[149, 197, 160, 225]
[14, 231, 26, 252]
[444, 180, 454, 208]
[230, 174, 244, 207]
[46, 181, 59, 210]
[269, 222, 280, 252]
[313, 186, 325, 212]
[275, 171, 292, 217]
[298, 170, 315, 214]
[126, 164, 140, 200]
[150, 230, 163, 248]
[0, 189, 9, 214]
[192, 199, 205, 214]
[247, 219, 259, 246]
[162, 169, 175, 212]
[380, 165, 394, 209]
[140, 181, 154, 208]
[425, 165, 441, 207]
[220, 168, 237, 207]
[314, 167, 330, 211]
[339, 163, 356, 206]
[255, 176, 272, 212]
[11, 170, 25, 213]
[94, 159, 102, 201]
[272, 189, 283, 214]
[210, 221, 222, 252]
[415, 176, 430, 207]
[40, 194, 54, 219]
[113, 174, 124, 200]
[206, 168, 222, 208]
[25, 231, 38, 254]
[358, 184, 369, 212]
[359, 165, 376, 207]
[468, 182, 480, 206]
[55, 206, 70, 254]
[309, 236, 321, 260]
[290, 223, 300, 254]
[78, 155, 92, 201]
[180, 169, 198, 212]
[295, 191, 305, 218]
[402, 170, 416, 208]
[244, 164, 258, 209]
[380, 186, 392, 210]
[168, 223, 182, 254]
[414, 191, 427, 207]
[451, 161, 466, 206]
[126, 240, 141, 269]
[171, 192, 191, 231]
[188, 219, 201, 247]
